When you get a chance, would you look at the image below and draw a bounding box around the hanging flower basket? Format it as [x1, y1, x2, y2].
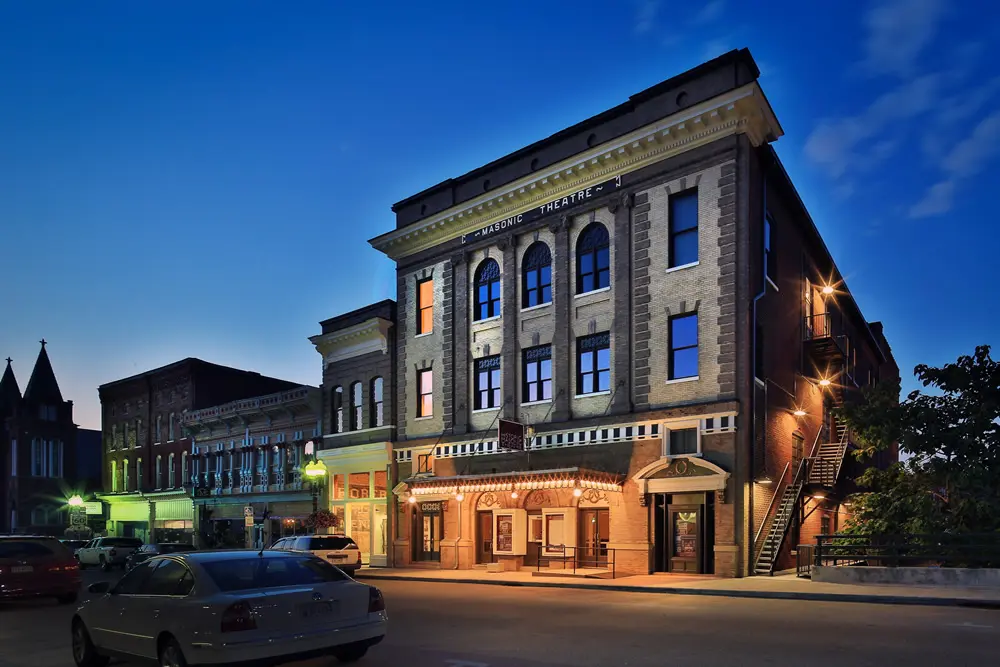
[305, 510, 339, 530]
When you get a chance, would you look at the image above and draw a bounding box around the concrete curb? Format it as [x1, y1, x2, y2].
[354, 573, 1000, 610]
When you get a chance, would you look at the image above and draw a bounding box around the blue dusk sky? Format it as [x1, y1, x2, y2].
[1, 1, 997, 429]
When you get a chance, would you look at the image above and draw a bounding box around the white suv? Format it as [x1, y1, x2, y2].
[273, 535, 362, 575]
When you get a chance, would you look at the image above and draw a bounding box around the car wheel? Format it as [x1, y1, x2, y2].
[332, 642, 368, 663]
[57, 592, 79, 605]
[71, 619, 109, 667]
[158, 637, 188, 667]
[77, 559, 87, 570]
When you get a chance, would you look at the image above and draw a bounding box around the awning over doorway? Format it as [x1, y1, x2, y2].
[396, 467, 622, 497]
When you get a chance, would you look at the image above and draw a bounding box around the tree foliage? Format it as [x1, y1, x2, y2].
[840, 345, 1000, 535]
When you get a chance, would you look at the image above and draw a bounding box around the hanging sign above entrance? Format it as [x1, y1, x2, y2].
[498, 419, 526, 452]
[461, 175, 622, 244]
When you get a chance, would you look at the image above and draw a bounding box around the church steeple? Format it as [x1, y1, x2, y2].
[23, 339, 64, 405]
[0, 356, 21, 416]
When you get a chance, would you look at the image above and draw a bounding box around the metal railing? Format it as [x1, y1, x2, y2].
[796, 544, 815, 577]
[533, 543, 619, 579]
[814, 534, 1000, 569]
[754, 462, 791, 547]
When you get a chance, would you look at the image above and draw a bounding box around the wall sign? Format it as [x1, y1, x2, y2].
[498, 419, 526, 452]
[420, 502, 443, 513]
[496, 513, 514, 552]
[461, 175, 622, 244]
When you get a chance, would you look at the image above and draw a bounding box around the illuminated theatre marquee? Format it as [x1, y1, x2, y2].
[461, 175, 622, 244]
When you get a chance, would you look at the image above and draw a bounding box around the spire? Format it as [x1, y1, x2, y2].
[0, 357, 21, 415]
[23, 340, 63, 405]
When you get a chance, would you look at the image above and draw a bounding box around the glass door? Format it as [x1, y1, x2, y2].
[412, 508, 442, 562]
[578, 508, 609, 568]
[371, 504, 387, 566]
[668, 506, 701, 573]
[476, 512, 494, 564]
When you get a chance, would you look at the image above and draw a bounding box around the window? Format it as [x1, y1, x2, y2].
[474, 356, 502, 411]
[669, 189, 699, 267]
[136, 419, 142, 447]
[114, 560, 158, 595]
[350, 382, 363, 430]
[168, 413, 175, 441]
[181, 452, 189, 486]
[124, 458, 130, 491]
[370, 377, 384, 428]
[168, 454, 175, 488]
[111, 460, 118, 492]
[765, 214, 777, 284]
[576, 333, 610, 395]
[143, 560, 194, 596]
[155, 415, 162, 443]
[522, 346, 553, 403]
[669, 313, 698, 380]
[522, 242, 552, 308]
[136, 458, 143, 490]
[474, 258, 501, 321]
[30, 439, 44, 477]
[38, 404, 56, 421]
[156, 456, 163, 489]
[576, 223, 610, 294]
[200, 555, 347, 592]
[51, 440, 63, 478]
[417, 278, 434, 334]
[332, 386, 344, 433]
[10, 440, 16, 478]
[417, 369, 433, 417]
[545, 514, 565, 548]
[667, 427, 698, 455]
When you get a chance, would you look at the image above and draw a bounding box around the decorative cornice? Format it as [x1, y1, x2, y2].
[371, 83, 780, 260]
[310, 317, 393, 367]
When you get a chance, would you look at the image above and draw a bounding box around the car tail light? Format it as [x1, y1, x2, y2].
[368, 587, 385, 613]
[48, 563, 79, 572]
[356, 551, 362, 565]
[220, 601, 257, 633]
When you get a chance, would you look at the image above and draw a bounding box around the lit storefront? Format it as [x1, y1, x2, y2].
[317, 442, 391, 567]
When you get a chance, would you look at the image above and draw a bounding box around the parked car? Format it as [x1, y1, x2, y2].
[125, 543, 195, 570]
[272, 534, 363, 575]
[76, 537, 142, 571]
[71, 550, 387, 667]
[0, 535, 81, 604]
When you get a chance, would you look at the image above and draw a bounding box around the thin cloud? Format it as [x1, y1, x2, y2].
[909, 180, 955, 218]
[863, 0, 945, 77]
[634, 0, 659, 34]
[693, 1, 725, 25]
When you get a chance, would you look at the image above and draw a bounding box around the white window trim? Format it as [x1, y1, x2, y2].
[414, 331, 434, 339]
[574, 285, 611, 299]
[471, 406, 501, 414]
[520, 301, 552, 314]
[574, 390, 611, 399]
[666, 260, 699, 274]
[663, 420, 702, 458]
[665, 375, 699, 385]
[520, 398, 553, 407]
[414, 416, 435, 421]
[472, 314, 502, 325]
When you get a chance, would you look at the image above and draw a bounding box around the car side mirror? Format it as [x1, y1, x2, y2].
[88, 581, 111, 595]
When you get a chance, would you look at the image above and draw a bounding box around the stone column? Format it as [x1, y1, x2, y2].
[500, 234, 518, 421]
[610, 193, 634, 415]
[451, 252, 470, 433]
[550, 216, 571, 423]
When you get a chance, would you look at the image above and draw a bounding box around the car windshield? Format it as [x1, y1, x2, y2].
[309, 536, 356, 550]
[104, 538, 142, 547]
[0, 541, 58, 560]
[158, 544, 194, 553]
[201, 556, 348, 591]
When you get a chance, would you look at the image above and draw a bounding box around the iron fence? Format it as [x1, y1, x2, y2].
[814, 533, 1000, 569]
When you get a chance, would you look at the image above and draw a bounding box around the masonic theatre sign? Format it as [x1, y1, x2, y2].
[462, 175, 622, 244]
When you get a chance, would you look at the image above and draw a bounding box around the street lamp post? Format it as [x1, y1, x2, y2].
[303, 459, 328, 515]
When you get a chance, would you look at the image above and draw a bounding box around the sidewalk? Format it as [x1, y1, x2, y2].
[354, 567, 1000, 609]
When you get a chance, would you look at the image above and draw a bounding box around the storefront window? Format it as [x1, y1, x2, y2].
[546, 514, 564, 548]
[374, 470, 387, 499]
[349, 472, 370, 499]
[529, 515, 543, 542]
[332, 506, 345, 533]
[333, 474, 345, 500]
[373, 504, 387, 558]
[351, 504, 371, 563]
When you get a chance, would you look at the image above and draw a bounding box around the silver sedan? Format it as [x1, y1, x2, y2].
[70, 549, 387, 666]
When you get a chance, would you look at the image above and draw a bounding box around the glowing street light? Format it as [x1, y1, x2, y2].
[793, 409, 807, 417]
[818, 378, 832, 387]
[67, 495, 84, 507]
[821, 285, 835, 295]
[303, 460, 328, 479]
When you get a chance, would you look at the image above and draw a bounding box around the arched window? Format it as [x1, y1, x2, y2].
[136, 458, 143, 491]
[181, 452, 189, 486]
[370, 377, 384, 428]
[474, 258, 501, 320]
[350, 382, 363, 431]
[576, 223, 610, 294]
[123, 458, 130, 492]
[168, 453, 176, 488]
[168, 413, 175, 441]
[522, 242, 552, 308]
[155, 415, 162, 442]
[111, 460, 119, 492]
[332, 386, 344, 433]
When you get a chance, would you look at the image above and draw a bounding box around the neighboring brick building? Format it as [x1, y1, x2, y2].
[369, 49, 897, 577]
[0, 342, 87, 535]
[310, 300, 396, 567]
[97, 358, 301, 542]
[181, 386, 321, 549]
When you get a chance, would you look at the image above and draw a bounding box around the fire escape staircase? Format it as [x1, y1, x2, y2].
[753, 417, 851, 576]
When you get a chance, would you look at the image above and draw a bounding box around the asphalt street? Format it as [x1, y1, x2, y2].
[1, 571, 998, 667]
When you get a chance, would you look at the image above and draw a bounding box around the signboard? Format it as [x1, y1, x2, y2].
[420, 502, 443, 513]
[70, 509, 88, 527]
[244, 515, 254, 527]
[83, 501, 103, 515]
[498, 419, 526, 452]
[193, 487, 210, 498]
[461, 175, 622, 244]
[496, 514, 513, 552]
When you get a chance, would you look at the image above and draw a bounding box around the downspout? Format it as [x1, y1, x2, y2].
[750, 169, 768, 567]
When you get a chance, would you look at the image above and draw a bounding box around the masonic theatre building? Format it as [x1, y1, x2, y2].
[371, 51, 842, 577]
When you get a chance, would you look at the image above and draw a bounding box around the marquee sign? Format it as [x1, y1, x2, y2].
[461, 175, 622, 244]
[498, 419, 526, 452]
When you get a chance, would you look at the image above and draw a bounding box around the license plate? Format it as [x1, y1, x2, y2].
[327, 554, 346, 561]
[299, 601, 337, 618]
[11, 566, 33, 574]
